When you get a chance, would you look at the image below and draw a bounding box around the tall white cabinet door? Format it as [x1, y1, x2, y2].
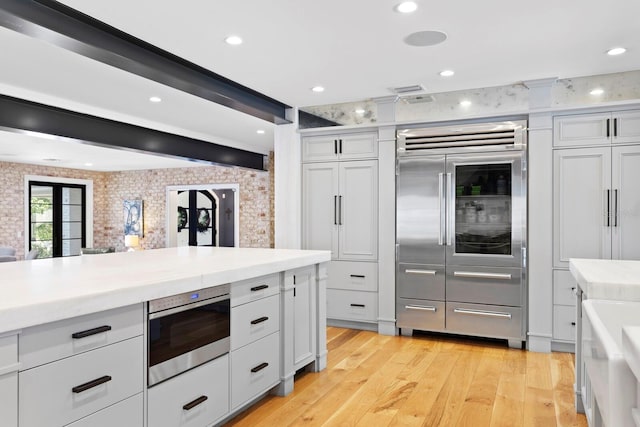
[293, 266, 316, 370]
[338, 160, 378, 260]
[553, 147, 612, 268]
[302, 163, 339, 259]
[613, 110, 640, 145]
[612, 145, 640, 260]
[554, 113, 610, 147]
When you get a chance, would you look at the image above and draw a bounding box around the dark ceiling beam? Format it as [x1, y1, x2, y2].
[0, 0, 291, 124]
[0, 94, 267, 171]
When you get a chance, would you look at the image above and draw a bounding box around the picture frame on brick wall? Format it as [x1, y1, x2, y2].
[124, 199, 143, 237]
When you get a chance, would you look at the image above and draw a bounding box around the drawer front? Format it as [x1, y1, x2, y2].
[67, 393, 143, 427]
[327, 289, 378, 322]
[0, 334, 17, 370]
[397, 263, 445, 300]
[231, 294, 280, 351]
[445, 302, 523, 340]
[148, 355, 229, 427]
[231, 332, 280, 410]
[0, 372, 17, 427]
[553, 269, 577, 307]
[446, 266, 522, 306]
[19, 336, 143, 427]
[396, 298, 445, 332]
[328, 260, 377, 291]
[230, 273, 280, 307]
[553, 305, 577, 342]
[20, 303, 143, 370]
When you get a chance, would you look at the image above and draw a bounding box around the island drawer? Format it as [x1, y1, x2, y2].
[328, 261, 377, 291]
[67, 393, 143, 427]
[231, 331, 280, 410]
[148, 355, 229, 427]
[230, 273, 280, 307]
[231, 294, 280, 351]
[327, 289, 378, 322]
[19, 336, 143, 427]
[20, 303, 143, 370]
[553, 305, 577, 342]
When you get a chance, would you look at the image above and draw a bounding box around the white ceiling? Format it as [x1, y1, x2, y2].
[1, 0, 639, 170]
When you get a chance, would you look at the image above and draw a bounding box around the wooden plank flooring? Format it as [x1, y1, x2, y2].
[226, 327, 588, 427]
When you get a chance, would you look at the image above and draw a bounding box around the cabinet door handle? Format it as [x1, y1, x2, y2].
[250, 284, 268, 292]
[453, 308, 512, 319]
[183, 395, 208, 411]
[405, 269, 436, 276]
[350, 274, 365, 278]
[334, 195, 338, 225]
[71, 325, 112, 339]
[406, 305, 436, 312]
[606, 118, 610, 138]
[614, 189, 618, 227]
[334, 139, 337, 155]
[72, 375, 112, 393]
[251, 362, 269, 373]
[338, 195, 343, 225]
[453, 271, 512, 280]
[614, 118, 618, 137]
[350, 303, 365, 308]
[571, 322, 576, 326]
[251, 316, 269, 325]
[606, 189, 611, 227]
[339, 139, 343, 154]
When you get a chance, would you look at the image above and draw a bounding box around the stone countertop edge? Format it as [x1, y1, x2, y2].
[0, 247, 331, 335]
[623, 326, 640, 384]
[569, 258, 640, 301]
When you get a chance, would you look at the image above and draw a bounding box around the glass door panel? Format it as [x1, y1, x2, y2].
[30, 185, 54, 258]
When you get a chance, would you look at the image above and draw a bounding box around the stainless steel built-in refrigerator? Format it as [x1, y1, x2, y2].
[396, 121, 527, 348]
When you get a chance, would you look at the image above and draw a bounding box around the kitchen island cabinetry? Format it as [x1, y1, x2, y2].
[0, 247, 330, 427]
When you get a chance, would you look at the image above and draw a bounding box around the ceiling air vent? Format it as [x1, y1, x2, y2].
[397, 121, 527, 154]
[400, 94, 435, 104]
[390, 84, 425, 95]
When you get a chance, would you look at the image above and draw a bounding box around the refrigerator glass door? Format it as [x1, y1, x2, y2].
[446, 151, 524, 267]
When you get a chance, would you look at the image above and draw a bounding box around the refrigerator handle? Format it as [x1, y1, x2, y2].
[446, 173, 453, 246]
[438, 173, 444, 245]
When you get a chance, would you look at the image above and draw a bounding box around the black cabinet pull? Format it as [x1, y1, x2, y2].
[571, 322, 576, 326]
[606, 118, 610, 137]
[72, 375, 112, 393]
[72, 325, 112, 339]
[334, 139, 337, 154]
[251, 316, 269, 325]
[339, 139, 343, 154]
[350, 303, 365, 308]
[250, 284, 268, 292]
[251, 362, 269, 373]
[614, 118, 618, 137]
[350, 274, 365, 278]
[183, 395, 208, 411]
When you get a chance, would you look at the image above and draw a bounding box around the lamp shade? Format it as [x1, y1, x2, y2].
[124, 234, 139, 248]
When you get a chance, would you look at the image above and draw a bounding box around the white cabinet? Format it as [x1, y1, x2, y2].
[67, 393, 143, 427]
[554, 110, 640, 147]
[0, 334, 18, 427]
[302, 160, 378, 261]
[292, 265, 315, 370]
[302, 132, 377, 162]
[553, 145, 640, 268]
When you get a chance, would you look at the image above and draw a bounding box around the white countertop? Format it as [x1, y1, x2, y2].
[623, 326, 640, 385]
[569, 258, 640, 301]
[0, 247, 330, 335]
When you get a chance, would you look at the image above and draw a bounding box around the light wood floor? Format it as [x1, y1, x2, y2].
[226, 327, 588, 427]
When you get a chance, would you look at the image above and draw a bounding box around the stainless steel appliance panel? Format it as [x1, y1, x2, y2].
[445, 302, 523, 340]
[445, 151, 524, 268]
[397, 263, 445, 300]
[396, 298, 445, 332]
[397, 155, 446, 265]
[446, 266, 522, 306]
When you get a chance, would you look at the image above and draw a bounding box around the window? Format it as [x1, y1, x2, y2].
[29, 181, 86, 258]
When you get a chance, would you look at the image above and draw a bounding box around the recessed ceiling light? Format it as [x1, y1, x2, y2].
[590, 88, 605, 96]
[84, 162, 93, 167]
[256, 129, 265, 134]
[225, 35, 243, 45]
[460, 100, 472, 107]
[149, 96, 162, 103]
[439, 70, 455, 77]
[395, 1, 418, 13]
[607, 47, 626, 56]
[311, 86, 325, 93]
[355, 108, 366, 114]
[404, 30, 447, 47]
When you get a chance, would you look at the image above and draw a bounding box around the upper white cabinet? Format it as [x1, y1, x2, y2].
[554, 110, 640, 147]
[302, 132, 377, 162]
[553, 135, 640, 268]
[302, 160, 378, 261]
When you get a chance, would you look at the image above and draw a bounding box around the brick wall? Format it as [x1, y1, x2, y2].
[0, 160, 273, 258]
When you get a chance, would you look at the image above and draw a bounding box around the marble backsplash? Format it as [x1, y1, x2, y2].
[299, 70, 640, 128]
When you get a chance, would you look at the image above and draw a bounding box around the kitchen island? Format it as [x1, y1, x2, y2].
[0, 246, 331, 427]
